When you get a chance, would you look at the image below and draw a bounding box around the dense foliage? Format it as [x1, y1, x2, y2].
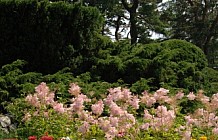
[0, 39, 215, 112]
[93, 39, 208, 91]
[0, 0, 218, 139]
[0, 0, 103, 74]
[0, 60, 124, 113]
[1, 37, 218, 114]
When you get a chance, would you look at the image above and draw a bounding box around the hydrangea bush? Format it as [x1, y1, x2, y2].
[6, 82, 218, 139]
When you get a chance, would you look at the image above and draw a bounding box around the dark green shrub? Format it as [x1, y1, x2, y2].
[148, 39, 207, 91]
[0, 0, 103, 74]
[202, 67, 218, 95]
[92, 39, 208, 92]
[0, 60, 122, 114]
[130, 78, 151, 94]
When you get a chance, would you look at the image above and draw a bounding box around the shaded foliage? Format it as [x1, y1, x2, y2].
[0, 39, 217, 116]
[0, 60, 121, 113]
[92, 39, 208, 91]
[0, 0, 103, 74]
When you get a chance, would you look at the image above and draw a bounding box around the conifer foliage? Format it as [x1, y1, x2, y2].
[0, 0, 103, 74]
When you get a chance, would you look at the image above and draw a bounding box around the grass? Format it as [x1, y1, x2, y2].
[0, 130, 18, 139]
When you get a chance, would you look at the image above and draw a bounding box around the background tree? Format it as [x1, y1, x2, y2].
[84, 0, 168, 44]
[84, 0, 127, 41]
[137, 0, 168, 43]
[162, 0, 218, 66]
[121, 0, 139, 44]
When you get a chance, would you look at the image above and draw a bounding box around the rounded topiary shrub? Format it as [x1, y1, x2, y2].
[93, 39, 208, 92]
[150, 40, 207, 90]
[141, 39, 207, 91]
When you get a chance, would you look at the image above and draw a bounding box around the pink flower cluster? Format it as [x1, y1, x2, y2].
[69, 94, 91, 113]
[25, 82, 55, 106]
[179, 91, 218, 139]
[23, 83, 218, 139]
[91, 100, 104, 116]
[25, 82, 55, 108]
[76, 87, 138, 139]
[68, 83, 81, 96]
[142, 105, 176, 131]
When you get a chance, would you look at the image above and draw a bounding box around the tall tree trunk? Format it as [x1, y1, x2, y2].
[121, 0, 139, 45]
[129, 10, 137, 44]
[115, 15, 121, 41]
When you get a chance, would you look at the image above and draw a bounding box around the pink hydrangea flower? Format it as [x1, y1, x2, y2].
[182, 129, 191, 140]
[156, 88, 169, 95]
[70, 97, 84, 112]
[195, 108, 204, 116]
[187, 92, 196, 100]
[175, 91, 184, 99]
[78, 110, 90, 121]
[78, 121, 90, 134]
[109, 117, 119, 127]
[25, 94, 40, 107]
[144, 109, 153, 120]
[129, 96, 140, 109]
[91, 100, 104, 115]
[122, 88, 132, 101]
[35, 82, 49, 100]
[68, 83, 81, 96]
[200, 95, 210, 104]
[70, 94, 90, 112]
[109, 102, 124, 116]
[141, 92, 156, 107]
[45, 92, 55, 105]
[156, 105, 168, 117]
[125, 112, 136, 124]
[98, 118, 111, 132]
[107, 127, 118, 138]
[53, 103, 65, 113]
[141, 123, 150, 130]
[212, 127, 218, 135]
[108, 87, 124, 101]
[184, 115, 197, 125]
[104, 94, 113, 106]
[22, 112, 31, 122]
[145, 96, 156, 107]
[153, 88, 169, 102]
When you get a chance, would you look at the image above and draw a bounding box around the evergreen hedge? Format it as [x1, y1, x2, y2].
[0, 0, 103, 74]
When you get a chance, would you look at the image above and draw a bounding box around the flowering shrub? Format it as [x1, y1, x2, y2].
[40, 132, 53, 140]
[27, 132, 53, 140]
[8, 82, 218, 139]
[28, 136, 37, 140]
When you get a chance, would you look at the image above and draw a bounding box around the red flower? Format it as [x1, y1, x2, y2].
[40, 132, 54, 140]
[28, 136, 37, 140]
